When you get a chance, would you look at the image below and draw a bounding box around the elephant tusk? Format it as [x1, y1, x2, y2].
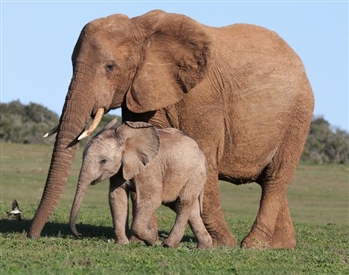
[43, 125, 59, 138]
[78, 108, 105, 140]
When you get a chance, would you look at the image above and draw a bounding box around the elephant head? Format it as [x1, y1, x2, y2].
[28, 9, 213, 238]
[69, 119, 160, 238]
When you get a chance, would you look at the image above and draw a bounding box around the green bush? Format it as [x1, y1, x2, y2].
[0, 100, 59, 144]
[0, 100, 120, 147]
[301, 116, 349, 164]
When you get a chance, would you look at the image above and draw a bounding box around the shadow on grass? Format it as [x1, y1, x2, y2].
[0, 218, 197, 243]
[0, 218, 114, 239]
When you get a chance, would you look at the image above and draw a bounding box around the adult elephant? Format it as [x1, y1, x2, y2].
[28, 10, 314, 249]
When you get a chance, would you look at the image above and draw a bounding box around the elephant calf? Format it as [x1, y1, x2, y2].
[69, 118, 213, 249]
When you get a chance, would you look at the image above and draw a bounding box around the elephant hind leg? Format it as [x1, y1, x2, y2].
[242, 104, 312, 249]
[188, 200, 213, 250]
[241, 157, 297, 249]
[271, 197, 296, 249]
[241, 191, 294, 249]
[241, 164, 296, 249]
[162, 199, 193, 248]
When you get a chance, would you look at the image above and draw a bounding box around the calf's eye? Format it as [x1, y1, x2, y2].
[100, 159, 107, 165]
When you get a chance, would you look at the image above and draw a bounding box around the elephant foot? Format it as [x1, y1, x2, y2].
[27, 231, 40, 239]
[197, 239, 213, 250]
[162, 237, 180, 248]
[241, 218, 296, 249]
[271, 224, 296, 249]
[203, 214, 237, 247]
[114, 237, 130, 245]
[115, 240, 130, 244]
[132, 227, 159, 246]
[209, 229, 237, 247]
[129, 234, 144, 244]
[271, 236, 296, 249]
[242, 232, 296, 249]
[241, 234, 271, 249]
[241, 221, 272, 249]
[143, 236, 159, 246]
[270, 206, 296, 249]
[194, 230, 213, 250]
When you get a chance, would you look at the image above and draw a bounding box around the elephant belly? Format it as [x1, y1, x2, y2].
[218, 118, 285, 184]
[161, 171, 200, 204]
[217, 80, 299, 183]
[161, 179, 184, 204]
[218, 148, 276, 184]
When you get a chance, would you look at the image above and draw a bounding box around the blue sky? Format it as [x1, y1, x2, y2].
[1, 1, 348, 131]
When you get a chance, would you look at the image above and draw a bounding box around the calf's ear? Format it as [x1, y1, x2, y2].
[117, 121, 160, 180]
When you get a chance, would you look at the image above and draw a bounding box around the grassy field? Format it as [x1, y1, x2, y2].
[0, 142, 348, 274]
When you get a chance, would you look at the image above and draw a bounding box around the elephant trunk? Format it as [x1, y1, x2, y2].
[70, 172, 90, 238]
[28, 63, 96, 238]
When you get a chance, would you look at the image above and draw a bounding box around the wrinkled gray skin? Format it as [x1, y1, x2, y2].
[69, 119, 213, 249]
[29, 10, 314, 249]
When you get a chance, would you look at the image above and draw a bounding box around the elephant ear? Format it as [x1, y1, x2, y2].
[116, 121, 160, 180]
[127, 10, 214, 113]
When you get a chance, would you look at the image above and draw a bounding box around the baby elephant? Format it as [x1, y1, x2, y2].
[69, 118, 213, 249]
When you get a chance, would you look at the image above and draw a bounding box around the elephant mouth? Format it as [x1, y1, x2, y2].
[91, 174, 103, 186]
[91, 179, 99, 186]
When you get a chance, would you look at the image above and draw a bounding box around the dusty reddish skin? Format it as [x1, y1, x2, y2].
[28, 10, 314, 249]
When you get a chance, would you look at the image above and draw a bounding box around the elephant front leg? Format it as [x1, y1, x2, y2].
[109, 177, 129, 244]
[129, 190, 158, 244]
[131, 199, 161, 246]
[202, 167, 237, 247]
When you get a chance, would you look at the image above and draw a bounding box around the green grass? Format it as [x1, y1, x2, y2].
[1, 142, 348, 274]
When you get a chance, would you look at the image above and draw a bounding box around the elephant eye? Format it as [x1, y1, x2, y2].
[100, 159, 107, 165]
[106, 64, 116, 72]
